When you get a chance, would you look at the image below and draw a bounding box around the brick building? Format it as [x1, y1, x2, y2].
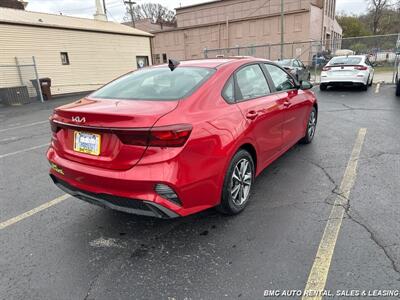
[149, 0, 342, 64]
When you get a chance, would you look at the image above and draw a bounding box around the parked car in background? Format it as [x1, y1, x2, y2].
[47, 57, 318, 218]
[396, 61, 400, 96]
[320, 55, 374, 91]
[275, 59, 311, 82]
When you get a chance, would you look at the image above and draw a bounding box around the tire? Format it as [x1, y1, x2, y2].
[217, 150, 255, 215]
[361, 78, 369, 91]
[361, 84, 368, 91]
[320, 84, 327, 91]
[396, 76, 400, 97]
[300, 107, 317, 144]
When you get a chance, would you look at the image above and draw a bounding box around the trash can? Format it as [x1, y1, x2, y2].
[39, 78, 52, 100]
[30, 78, 52, 101]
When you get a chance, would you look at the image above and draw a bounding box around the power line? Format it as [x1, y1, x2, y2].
[124, 0, 136, 27]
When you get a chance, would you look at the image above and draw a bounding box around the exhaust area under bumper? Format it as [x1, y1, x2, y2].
[50, 174, 180, 219]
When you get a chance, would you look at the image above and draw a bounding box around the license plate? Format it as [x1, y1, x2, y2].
[332, 71, 351, 76]
[73, 131, 101, 156]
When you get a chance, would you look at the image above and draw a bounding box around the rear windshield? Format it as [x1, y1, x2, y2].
[276, 59, 292, 66]
[91, 67, 215, 101]
[329, 57, 362, 66]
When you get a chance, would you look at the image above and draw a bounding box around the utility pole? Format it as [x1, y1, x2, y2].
[124, 0, 136, 28]
[280, 0, 284, 59]
[103, 0, 107, 15]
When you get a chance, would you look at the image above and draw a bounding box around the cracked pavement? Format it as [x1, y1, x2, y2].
[1, 85, 400, 299]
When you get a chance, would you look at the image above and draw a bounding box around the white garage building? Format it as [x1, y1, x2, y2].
[0, 6, 152, 97]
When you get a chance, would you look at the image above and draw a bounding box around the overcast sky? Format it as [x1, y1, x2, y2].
[25, 0, 368, 21]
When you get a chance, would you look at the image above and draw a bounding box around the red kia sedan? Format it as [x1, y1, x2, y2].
[47, 57, 317, 218]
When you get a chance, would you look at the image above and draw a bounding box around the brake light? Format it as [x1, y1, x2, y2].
[354, 65, 368, 70]
[49, 118, 60, 133]
[322, 66, 331, 71]
[116, 124, 192, 147]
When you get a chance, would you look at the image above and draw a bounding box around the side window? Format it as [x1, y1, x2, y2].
[235, 64, 270, 101]
[60, 52, 70, 65]
[222, 76, 235, 103]
[264, 64, 295, 91]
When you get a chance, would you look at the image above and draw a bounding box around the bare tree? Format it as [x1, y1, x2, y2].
[125, 3, 176, 29]
[368, 0, 390, 34]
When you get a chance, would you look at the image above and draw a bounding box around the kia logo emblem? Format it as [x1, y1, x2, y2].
[72, 116, 86, 123]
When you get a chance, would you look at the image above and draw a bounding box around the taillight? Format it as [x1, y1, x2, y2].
[322, 66, 331, 71]
[116, 124, 192, 147]
[354, 65, 368, 70]
[115, 130, 149, 146]
[149, 124, 192, 147]
[49, 118, 60, 133]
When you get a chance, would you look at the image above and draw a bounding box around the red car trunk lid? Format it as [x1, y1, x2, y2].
[51, 98, 178, 170]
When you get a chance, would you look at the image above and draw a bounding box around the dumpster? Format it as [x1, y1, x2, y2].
[30, 78, 52, 100]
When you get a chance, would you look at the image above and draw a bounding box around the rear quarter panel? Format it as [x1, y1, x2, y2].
[140, 63, 256, 208]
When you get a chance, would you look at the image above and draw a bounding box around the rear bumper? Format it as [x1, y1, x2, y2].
[51, 175, 179, 218]
[47, 146, 219, 217]
[320, 76, 368, 85]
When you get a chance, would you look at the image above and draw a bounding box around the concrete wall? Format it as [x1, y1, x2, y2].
[0, 24, 152, 95]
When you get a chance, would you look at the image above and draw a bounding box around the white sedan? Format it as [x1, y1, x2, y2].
[320, 55, 374, 91]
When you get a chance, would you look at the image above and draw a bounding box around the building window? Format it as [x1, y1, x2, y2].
[60, 52, 69, 65]
[162, 53, 167, 63]
[294, 16, 302, 32]
[153, 54, 160, 65]
[263, 20, 270, 36]
[249, 21, 257, 37]
[136, 56, 149, 69]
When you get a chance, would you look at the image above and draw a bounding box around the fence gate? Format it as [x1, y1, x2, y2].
[0, 56, 43, 106]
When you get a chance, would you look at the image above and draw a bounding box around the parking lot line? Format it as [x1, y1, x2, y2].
[302, 128, 367, 300]
[375, 83, 380, 93]
[0, 120, 48, 133]
[0, 194, 70, 230]
[0, 143, 50, 159]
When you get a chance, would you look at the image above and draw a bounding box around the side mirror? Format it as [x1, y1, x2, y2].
[300, 80, 313, 90]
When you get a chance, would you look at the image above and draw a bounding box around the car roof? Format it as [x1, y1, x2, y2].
[333, 55, 366, 59]
[152, 57, 269, 69]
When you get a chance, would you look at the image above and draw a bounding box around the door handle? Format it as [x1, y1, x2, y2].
[283, 101, 291, 108]
[246, 110, 259, 120]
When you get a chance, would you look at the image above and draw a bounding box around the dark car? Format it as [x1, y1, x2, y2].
[275, 59, 311, 82]
[396, 56, 400, 96]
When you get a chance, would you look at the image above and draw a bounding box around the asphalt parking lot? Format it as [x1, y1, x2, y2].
[1, 84, 399, 300]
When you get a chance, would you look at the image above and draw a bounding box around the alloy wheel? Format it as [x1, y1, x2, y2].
[230, 158, 253, 206]
[308, 110, 317, 139]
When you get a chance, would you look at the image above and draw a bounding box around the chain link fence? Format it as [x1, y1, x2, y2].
[0, 56, 43, 106]
[204, 33, 400, 84]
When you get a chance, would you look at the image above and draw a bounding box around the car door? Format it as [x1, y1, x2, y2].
[297, 60, 308, 81]
[263, 63, 311, 149]
[292, 59, 301, 80]
[365, 57, 374, 83]
[230, 63, 285, 166]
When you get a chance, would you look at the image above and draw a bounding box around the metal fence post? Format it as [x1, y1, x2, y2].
[32, 56, 44, 103]
[14, 57, 24, 86]
[204, 48, 208, 58]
